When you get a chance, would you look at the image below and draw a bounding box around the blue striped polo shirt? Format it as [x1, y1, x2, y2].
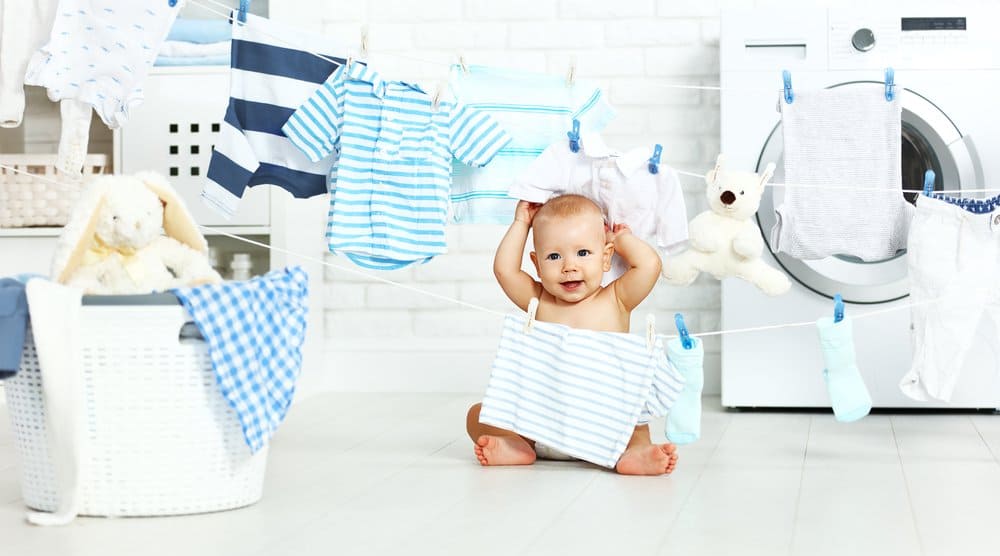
[448, 65, 615, 224]
[283, 63, 511, 269]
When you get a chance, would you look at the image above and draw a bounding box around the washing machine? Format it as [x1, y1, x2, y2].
[719, 7, 1000, 408]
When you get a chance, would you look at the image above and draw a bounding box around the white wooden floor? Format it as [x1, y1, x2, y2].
[3, 394, 1000, 556]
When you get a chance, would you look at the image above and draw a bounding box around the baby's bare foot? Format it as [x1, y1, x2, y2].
[474, 435, 536, 466]
[615, 443, 678, 476]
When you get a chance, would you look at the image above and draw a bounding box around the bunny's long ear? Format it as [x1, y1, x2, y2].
[706, 153, 725, 187]
[51, 176, 111, 283]
[136, 171, 208, 253]
[759, 162, 776, 189]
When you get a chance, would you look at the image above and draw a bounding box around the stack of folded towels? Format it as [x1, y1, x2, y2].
[156, 18, 232, 67]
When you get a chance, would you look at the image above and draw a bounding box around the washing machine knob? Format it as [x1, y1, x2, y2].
[851, 28, 876, 52]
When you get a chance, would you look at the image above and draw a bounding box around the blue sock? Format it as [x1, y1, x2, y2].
[665, 337, 704, 445]
[816, 316, 871, 422]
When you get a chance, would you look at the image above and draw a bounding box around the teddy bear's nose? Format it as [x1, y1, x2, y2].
[720, 191, 736, 205]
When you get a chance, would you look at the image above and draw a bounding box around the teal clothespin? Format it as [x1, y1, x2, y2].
[238, 0, 251, 23]
[833, 293, 844, 324]
[884, 67, 895, 101]
[648, 144, 663, 174]
[923, 169, 935, 197]
[782, 70, 794, 104]
[567, 119, 581, 153]
[675, 313, 693, 350]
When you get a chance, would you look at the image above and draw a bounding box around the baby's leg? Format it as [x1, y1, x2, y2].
[466, 403, 536, 466]
[615, 424, 678, 476]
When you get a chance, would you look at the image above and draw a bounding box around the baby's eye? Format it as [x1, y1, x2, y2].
[546, 253, 561, 261]
[577, 249, 591, 257]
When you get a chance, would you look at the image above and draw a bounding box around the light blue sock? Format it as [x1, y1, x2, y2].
[665, 337, 704, 445]
[816, 316, 872, 422]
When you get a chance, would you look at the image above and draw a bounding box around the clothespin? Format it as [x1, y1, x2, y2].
[567, 119, 581, 153]
[360, 25, 369, 59]
[458, 54, 469, 74]
[884, 67, 895, 101]
[237, 0, 250, 23]
[833, 293, 844, 324]
[675, 313, 693, 350]
[782, 70, 794, 104]
[646, 314, 656, 352]
[524, 298, 539, 334]
[647, 144, 663, 175]
[923, 169, 935, 197]
[566, 55, 577, 87]
[168, 0, 178, 6]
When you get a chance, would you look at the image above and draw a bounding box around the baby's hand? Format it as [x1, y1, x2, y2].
[606, 223, 632, 243]
[514, 200, 542, 225]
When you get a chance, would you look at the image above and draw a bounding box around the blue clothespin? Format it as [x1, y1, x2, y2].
[833, 293, 844, 324]
[168, 0, 177, 6]
[567, 119, 581, 153]
[648, 144, 663, 174]
[238, 0, 251, 23]
[884, 67, 895, 101]
[674, 313, 693, 350]
[782, 70, 794, 104]
[923, 169, 935, 197]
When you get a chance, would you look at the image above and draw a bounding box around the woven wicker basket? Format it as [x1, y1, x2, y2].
[0, 154, 108, 228]
[3, 296, 268, 517]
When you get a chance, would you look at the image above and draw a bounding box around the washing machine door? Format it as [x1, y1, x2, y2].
[755, 82, 983, 304]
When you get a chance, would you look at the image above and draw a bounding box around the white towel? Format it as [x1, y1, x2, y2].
[157, 39, 230, 58]
[772, 86, 912, 261]
[479, 314, 685, 468]
[0, 0, 58, 127]
[24, 279, 84, 526]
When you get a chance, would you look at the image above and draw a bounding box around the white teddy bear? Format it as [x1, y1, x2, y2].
[52, 171, 222, 295]
[662, 154, 791, 296]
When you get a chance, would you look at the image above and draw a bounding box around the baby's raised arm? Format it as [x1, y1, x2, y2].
[494, 201, 542, 311]
[609, 225, 662, 312]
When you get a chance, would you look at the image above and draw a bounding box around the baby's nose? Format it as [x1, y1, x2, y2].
[720, 190, 736, 205]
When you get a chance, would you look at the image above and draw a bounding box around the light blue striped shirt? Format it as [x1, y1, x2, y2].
[283, 63, 511, 269]
[448, 65, 615, 224]
[479, 314, 685, 468]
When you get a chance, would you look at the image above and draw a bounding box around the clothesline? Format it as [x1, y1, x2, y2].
[0, 161, 969, 343]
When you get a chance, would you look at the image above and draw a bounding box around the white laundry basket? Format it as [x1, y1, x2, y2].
[3, 295, 268, 517]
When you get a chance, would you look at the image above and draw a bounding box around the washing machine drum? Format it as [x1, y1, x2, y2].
[755, 81, 982, 304]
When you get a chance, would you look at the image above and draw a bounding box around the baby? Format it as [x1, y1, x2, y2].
[466, 194, 678, 475]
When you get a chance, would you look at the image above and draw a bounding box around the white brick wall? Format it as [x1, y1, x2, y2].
[270, 0, 727, 393]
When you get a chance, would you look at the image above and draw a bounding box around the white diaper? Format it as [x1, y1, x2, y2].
[901, 194, 1000, 401]
[533, 442, 575, 461]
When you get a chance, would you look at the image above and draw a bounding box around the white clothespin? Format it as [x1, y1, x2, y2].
[360, 25, 370, 59]
[646, 314, 656, 352]
[565, 55, 577, 87]
[524, 298, 539, 334]
[458, 54, 469, 74]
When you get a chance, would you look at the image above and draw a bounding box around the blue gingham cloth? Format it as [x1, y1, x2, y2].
[479, 313, 686, 468]
[172, 266, 309, 452]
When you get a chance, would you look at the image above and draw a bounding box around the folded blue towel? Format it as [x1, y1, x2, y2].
[0, 278, 29, 378]
[167, 18, 232, 44]
[155, 54, 230, 67]
[817, 316, 872, 422]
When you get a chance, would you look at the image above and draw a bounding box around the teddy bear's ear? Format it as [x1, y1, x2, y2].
[706, 154, 725, 186]
[136, 171, 208, 253]
[758, 162, 776, 189]
[51, 176, 111, 283]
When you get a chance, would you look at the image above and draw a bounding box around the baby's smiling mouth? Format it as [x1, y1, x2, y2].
[560, 280, 583, 290]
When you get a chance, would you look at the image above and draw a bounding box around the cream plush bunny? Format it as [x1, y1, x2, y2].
[662, 155, 790, 296]
[51, 171, 222, 294]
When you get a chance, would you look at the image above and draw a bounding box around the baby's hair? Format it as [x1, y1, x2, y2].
[535, 194, 603, 222]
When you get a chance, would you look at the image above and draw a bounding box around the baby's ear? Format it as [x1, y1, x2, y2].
[602, 241, 614, 271]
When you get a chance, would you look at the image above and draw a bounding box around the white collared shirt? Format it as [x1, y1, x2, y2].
[510, 132, 689, 282]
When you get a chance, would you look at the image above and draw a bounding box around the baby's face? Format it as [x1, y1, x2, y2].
[530, 213, 612, 304]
